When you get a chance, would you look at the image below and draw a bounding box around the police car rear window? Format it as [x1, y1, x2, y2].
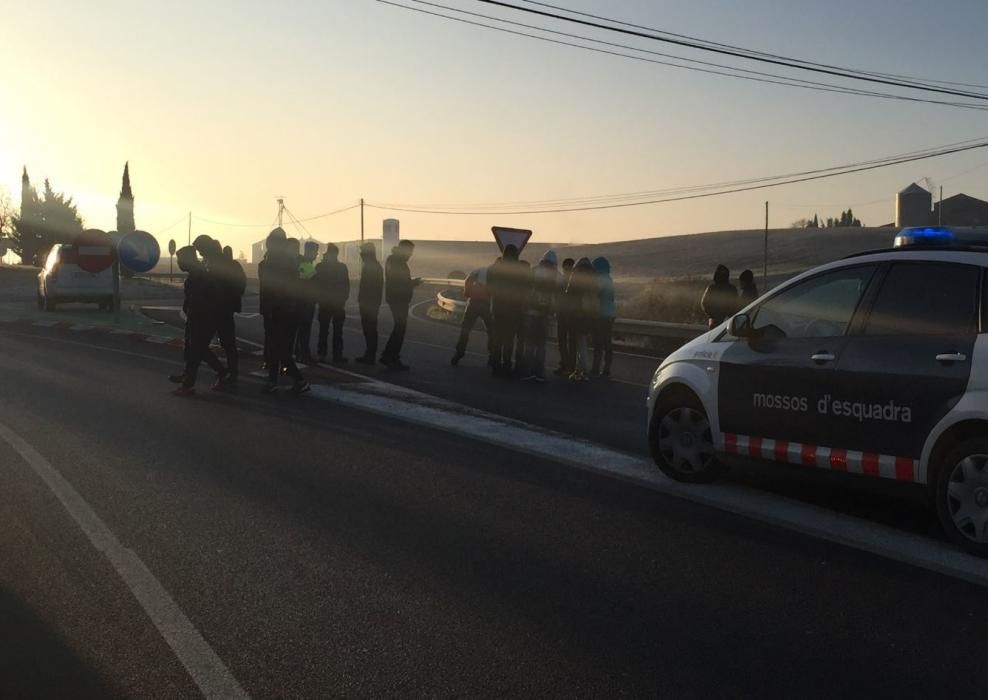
[864, 262, 979, 336]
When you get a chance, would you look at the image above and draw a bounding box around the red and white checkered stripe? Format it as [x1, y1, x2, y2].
[722, 433, 918, 482]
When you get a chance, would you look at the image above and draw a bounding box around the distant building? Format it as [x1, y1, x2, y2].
[895, 182, 932, 227]
[383, 219, 399, 252]
[894, 183, 988, 228]
[933, 193, 988, 227]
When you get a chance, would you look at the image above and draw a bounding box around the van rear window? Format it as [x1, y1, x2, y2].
[59, 246, 78, 264]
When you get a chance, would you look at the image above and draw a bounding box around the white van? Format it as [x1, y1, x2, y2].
[37, 244, 114, 311]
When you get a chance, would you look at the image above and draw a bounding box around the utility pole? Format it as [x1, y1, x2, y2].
[187, 211, 191, 246]
[939, 186, 943, 226]
[763, 201, 769, 283]
[360, 198, 365, 242]
[277, 198, 284, 228]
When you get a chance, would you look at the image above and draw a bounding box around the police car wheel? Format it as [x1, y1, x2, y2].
[650, 391, 722, 483]
[936, 440, 988, 555]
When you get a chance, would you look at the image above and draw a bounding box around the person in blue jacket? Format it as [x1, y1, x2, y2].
[591, 256, 616, 377]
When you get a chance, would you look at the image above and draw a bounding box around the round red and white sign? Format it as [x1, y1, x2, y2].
[75, 229, 115, 273]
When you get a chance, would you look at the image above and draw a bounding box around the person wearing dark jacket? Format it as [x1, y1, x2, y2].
[563, 257, 598, 382]
[451, 266, 494, 367]
[591, 256, 616, 377]
[258, 227, 288, 370]
[314, 244, 350, 364]
[381, 240, 420, 370]
[295, 240, 319, 364]
[738, 269, 759, 304]
[356, 242, 383, 364]
[172, 246, 228, 396]
[700, 264, 738, 328]
[488, 244, 531, 377]
[201, 238, 244, 387]
[554, 258, 576, 376]
[521, 250, 558, 381]
[263, 236, 309, 393]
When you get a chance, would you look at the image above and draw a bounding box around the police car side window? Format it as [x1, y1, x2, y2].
[864, 262, 979, 336]
[751, 266, 875, 339]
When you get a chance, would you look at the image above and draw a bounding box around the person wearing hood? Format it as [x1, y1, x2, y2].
[563, 257, 598, 381]
[263, 235, 310, 393]
[591, 257, 616, 377]
[171, 246, 229, 396]
[381, 240, 421, 370]
[198, 237, 244, 389]
[314, 243, 350, 364]
[554, 257, 576, 376]
[451, 265, 495, 367]
[258, 227, 287, 370]
[356, 242, 384, 364]
[700, 264, 738, 328]
[487, 244, 531, 377]
[520, 250, 559, 382]
[738, 269, 759, 304]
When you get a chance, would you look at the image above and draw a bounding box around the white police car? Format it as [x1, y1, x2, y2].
[647, 227, 988, 555]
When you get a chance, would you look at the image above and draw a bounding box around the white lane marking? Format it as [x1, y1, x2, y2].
[145, 335, 174, 344]
[305, 381, 988, 588]
[32, 320, 59, 327]
[0, 421, 247, 699]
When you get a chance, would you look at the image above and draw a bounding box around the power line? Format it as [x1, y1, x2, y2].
[370, 136, 988, 210]
[402, 0, 988, 109]
[193, 214, 276, 228]
[518, 0, 988, 91]
[477, 0, 988, 101]
[366, 139, 988, 215]
[379, 1, 988, 111]
[292, 203, 360, 222]
[154, 214, 189, 237]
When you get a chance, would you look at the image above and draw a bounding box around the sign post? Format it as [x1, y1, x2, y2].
[168, 239, 177, 282]
[491, 226, 533, 254]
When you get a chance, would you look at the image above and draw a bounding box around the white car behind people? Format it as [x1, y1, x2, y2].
[37, 243, 114, 312]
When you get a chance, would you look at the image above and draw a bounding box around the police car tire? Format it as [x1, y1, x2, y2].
[935, 438, 988, 556]
[650, 389, 724, 484]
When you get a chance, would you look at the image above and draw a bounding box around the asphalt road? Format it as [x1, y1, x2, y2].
[227, 289, 940, 539]
[2, 320, 987, 697]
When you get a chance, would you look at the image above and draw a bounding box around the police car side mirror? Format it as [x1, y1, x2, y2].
[730, 313, 752, 338]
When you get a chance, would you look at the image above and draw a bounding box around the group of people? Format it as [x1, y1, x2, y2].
[700, 264, 759, 328]
[257, 228, 423, 389]
[173, 229, 621, 395]
[453, 245, 617, 382]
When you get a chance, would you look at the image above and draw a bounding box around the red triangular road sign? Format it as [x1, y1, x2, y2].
[492, 227, 532, 254]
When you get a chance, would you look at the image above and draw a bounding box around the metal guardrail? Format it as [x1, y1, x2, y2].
[428, 280, 706, 341]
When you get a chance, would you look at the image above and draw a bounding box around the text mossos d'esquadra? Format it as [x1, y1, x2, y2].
[752, 393, 912, 423]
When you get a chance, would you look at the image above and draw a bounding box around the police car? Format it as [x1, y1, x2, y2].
[647, 227, 988, 555]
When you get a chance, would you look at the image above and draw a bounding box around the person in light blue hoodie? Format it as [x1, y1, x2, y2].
[591, 257, 616, 377]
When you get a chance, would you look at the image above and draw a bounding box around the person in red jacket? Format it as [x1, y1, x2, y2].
[451, 267, 495, 367]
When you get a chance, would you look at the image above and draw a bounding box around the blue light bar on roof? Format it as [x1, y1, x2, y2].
[893, 226, 955, 248]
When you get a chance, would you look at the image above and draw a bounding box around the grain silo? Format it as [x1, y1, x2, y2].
[895, 183, 932, 227]
[383, 219, 400, 251]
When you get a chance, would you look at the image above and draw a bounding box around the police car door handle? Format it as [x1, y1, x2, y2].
[810, 352, 835, 364]
[936, 352, 967, 363]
